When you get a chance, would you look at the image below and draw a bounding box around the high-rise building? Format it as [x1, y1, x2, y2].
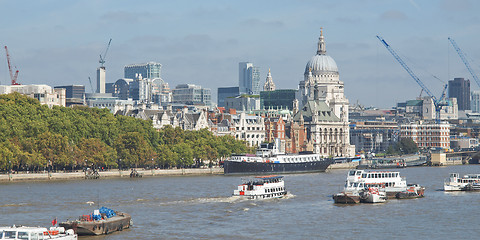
[217, 87, 239, 107]
[124, 62, 162, 79]
[97, 67, 106, 93]
[172, 84, 211, 106]
[448, 77, 470, 111]
[472, 90, 480, 113]
[239, 62, 260, 95]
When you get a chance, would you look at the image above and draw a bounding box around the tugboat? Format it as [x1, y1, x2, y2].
[233, 175, 287, 200]
[59, 207, 131, 236]
[0, 225, 77, 239]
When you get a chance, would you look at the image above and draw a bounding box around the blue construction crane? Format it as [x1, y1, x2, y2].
[376, 35, 448, 122]
[448, 37, 480, 87]
[99, 38, 112, 67]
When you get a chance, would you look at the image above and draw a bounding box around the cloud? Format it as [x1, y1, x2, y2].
[440, 0, 471, 12]
[241, 18, 285, 28]
[379, 10, 408, 21]
[100, 10, 147, 23]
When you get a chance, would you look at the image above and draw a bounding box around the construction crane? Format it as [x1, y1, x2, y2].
[99, 38, 112, 67]
[376, 35, 448, 122]
[448, 37, 480, 87]
[4, 46, 19, 85]
[88, 77, 94, 92]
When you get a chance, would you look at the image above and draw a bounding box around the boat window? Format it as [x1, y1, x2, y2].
[18, 232, 29, 240]
[4, 231, 16, 239]
[349, 171, 356, 176]
[368, 174, 371, 178]
[356, 171, 361, 176]
[359, 183, 364, 187]
[362, 174, 366, 178]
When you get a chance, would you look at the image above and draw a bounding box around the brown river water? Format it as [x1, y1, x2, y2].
[1, 165, 480, 239]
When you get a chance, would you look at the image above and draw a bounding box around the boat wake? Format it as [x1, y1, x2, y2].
[160, 196, 247, 206]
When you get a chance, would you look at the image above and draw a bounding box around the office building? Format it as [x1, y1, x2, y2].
[217, 87, 239, 107]
[239, 62, 260, 95]
[448, 77, 470, 110]
[124, 62, 162, 79]
[172, 84, 211, 106]
[260, 89, 297, 110]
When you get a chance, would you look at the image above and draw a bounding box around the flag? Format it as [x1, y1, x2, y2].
[51, 218, 57, 226]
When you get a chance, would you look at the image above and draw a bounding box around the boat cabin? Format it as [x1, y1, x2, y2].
[0, 226, 76, 240]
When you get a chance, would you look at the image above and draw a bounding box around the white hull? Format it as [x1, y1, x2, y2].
[444, 184, 464, 191]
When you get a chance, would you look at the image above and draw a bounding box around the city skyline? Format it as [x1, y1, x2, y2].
[1, 0, 480, 108]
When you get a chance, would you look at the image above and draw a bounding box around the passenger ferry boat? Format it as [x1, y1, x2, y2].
[0, 226, 77, 240]
[341, 169, 409, 198]
[233, 175, 287, 200]
[224, 142, 333, 175]
[444, 173, 480, 191]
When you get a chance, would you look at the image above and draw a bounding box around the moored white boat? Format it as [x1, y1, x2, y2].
[360, 186, 387, 203]
[343, 169, 409, 197]
[0, 226, 77, 240]
[233, 175, 287, 200]
[444, 173, 480, 191]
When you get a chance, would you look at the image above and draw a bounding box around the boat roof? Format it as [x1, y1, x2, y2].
[0, 226, 48, 232]
[254, 175, 283, 179]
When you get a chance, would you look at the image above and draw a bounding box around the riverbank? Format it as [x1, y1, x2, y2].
[0, 167, 224, 182]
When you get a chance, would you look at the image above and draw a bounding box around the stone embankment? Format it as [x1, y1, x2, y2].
[0, 167, 224, 182]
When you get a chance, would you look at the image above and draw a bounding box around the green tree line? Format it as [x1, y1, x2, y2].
[0, 93, 253, 172]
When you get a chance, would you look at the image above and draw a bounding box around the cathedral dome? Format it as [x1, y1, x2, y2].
[304, 28, 338, 76]
[305, 54, 338, 75]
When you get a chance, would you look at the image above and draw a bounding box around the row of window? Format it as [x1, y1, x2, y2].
[265, 187, 284, 193]
[361, 172, 399, 179]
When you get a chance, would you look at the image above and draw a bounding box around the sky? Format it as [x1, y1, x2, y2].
[1, 0, 480, 108]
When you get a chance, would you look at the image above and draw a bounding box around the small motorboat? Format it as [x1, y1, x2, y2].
[59, 207, 131, 236]
[0, 225, 77, 240]
[395, 184, 425, 199]
[360, 187, 387, 203]
[233, 175, 287, 200]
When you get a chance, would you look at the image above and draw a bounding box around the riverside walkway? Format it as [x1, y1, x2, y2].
[0, 167, 224, 182]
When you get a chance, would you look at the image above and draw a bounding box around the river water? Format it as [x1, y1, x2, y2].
[1, 165, 480, 239]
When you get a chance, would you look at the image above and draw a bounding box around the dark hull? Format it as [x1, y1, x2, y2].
[60, 212, 131, 236]
[333, 193, 360, 204]
[224, 159, 333, 175]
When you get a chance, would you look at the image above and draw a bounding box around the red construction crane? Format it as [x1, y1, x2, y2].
[4, 46, 19, 85]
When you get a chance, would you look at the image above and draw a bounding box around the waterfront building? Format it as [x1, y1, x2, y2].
[400, 121, 450, 149]
[349, 120, 399, 154]
[264, 116, 285, 143]
[232, 112, 265, 147]
[260, 89, 297, 111]
[285, 117, 307, 154]
[448, 77, 470, 111]
[294, 29, 355, 157]
[217, 87, 239, 107]
[225, 95, 260, 112]
[239, 62, 260, 95]
[172, 84, 211, 106]
[0, 84, 66, 108]
[124, 62, 162, 79]
[263, 69, 276, 91]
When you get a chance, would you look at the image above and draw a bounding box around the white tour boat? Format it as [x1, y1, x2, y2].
[342, 169, 409, 198]
[444, 173, 480, 191]
[359, 186, 387, 203]
[233, 175, 287, 200]
[0, 226, 77, 240]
